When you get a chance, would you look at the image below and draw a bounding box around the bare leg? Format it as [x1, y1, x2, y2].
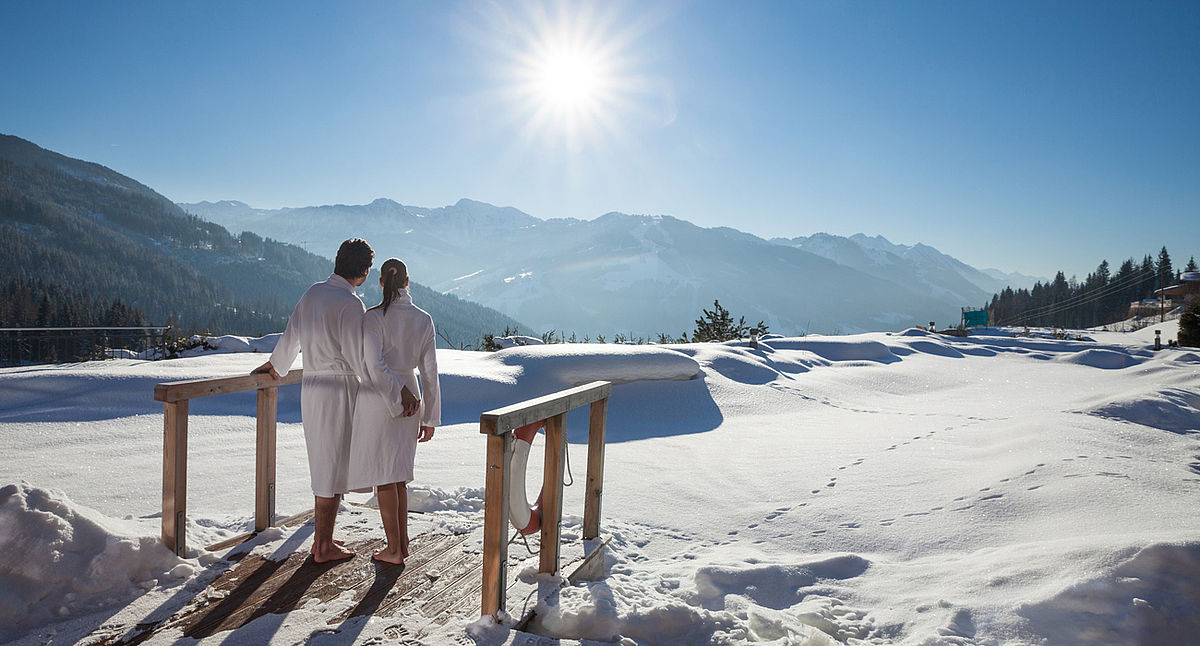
[398, 482, 410, 558]
[311, 495, 353, 563]
[374, 483, 406, 564]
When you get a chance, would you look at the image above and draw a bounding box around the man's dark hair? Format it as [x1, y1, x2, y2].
[334, 238, 374, 280]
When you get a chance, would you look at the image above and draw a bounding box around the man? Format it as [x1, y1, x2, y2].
[253, 238, 416, 562]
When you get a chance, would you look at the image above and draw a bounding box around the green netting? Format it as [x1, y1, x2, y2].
[962, 310, 989, 328]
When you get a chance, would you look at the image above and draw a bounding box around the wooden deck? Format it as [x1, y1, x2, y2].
[90, 530, 483, 645]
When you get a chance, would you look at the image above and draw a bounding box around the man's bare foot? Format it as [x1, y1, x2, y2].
[311, 542, 355, 563]
[371, 547, 405, 565]
[309, 538, 347, 555]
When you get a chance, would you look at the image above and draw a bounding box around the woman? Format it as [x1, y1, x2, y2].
[349, 257, 440, 565]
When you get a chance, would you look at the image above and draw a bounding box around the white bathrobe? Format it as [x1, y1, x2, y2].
[348, 289, 441, 490]
[270, 274, 374, 498]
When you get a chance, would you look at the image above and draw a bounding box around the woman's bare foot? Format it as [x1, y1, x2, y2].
[371, 546, 405, 565]
[311, 542, 355, 563]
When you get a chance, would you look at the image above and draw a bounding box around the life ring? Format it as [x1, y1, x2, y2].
[509, 421, 545, 535]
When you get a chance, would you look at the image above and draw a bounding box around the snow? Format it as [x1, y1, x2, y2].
[0, 484, 195, 642]
[1, 321, 1198, 645]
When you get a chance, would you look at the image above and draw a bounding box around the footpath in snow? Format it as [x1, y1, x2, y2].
[1, 323, 1199, 645]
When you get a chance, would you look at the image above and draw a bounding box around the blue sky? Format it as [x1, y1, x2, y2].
[2, 1, 1197, 279]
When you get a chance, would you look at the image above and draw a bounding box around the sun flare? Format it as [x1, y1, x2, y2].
[475, 2, 650, 150]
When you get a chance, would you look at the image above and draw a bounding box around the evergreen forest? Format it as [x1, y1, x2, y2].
[0, 134, 525, 364]
[987, 247, 1197, 329]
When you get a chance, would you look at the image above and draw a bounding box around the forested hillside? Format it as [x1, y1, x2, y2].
[987, 248, 1196, 328]
[0, 134, 526, 346]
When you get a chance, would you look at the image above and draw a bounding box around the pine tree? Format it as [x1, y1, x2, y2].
[1180, 301, 1200, 348]
[692, 299, 750, 342]
[1186, 256, 1198, 273]
[1157, 247, 1174, 287]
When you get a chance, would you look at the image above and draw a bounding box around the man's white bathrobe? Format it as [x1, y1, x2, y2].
[270, 274, 385, 498]
[348, 289, 441, 490]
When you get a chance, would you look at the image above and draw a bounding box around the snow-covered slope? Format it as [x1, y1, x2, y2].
[181, 199, 1026, 337]
[2, 322, 1197, 644]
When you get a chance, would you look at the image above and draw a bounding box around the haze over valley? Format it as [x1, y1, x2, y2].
[183, 198, 1041, 338]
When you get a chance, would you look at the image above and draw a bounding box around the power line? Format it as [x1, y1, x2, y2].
[994, 266, 1157, 327]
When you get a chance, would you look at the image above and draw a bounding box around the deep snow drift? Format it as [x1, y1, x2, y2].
[1, 323, 1198, 645]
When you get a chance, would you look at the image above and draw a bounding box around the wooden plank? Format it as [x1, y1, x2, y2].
[584, 397, 608, 540]
[480, 430, 511, 617]
[325, 532, 472, 624]
[568, 537, 612, 585]
[205, 508, 315, 553]
[154, 369, 303, 403]
[539, 413, 567, 574]
[161, 400, 188, 556]
[479, 381, 611, 435]
[254, 386, 277, 532]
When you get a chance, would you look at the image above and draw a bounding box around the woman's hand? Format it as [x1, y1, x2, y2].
[418, 426, 435, 442]
[401, 386, 420, 417]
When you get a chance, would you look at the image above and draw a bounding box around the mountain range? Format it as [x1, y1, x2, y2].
[182, 198, 1040, 337]
[0, 135, 524, 347]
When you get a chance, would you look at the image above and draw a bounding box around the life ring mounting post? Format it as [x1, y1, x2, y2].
[478, 380, 613, 619]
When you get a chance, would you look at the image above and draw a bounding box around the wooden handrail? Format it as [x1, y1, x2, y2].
[155, 369, 303, 403]
[479, 380, 612, 435]
[156, 369, 302, 555]
[480, 380, 611, 618]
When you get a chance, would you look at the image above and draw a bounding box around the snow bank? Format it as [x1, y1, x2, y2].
[1057, 348, 1143, 370]
[1019, 542, 1200, 645]
[493, 335, 545, 349]
[0, 484, 190, 641]
[407, 484, 485, 513]
[492, 343, 701, 386]
[693, 554, 871, 611]
[765, 337, 900, 364]
[1086, 387, 1200, 433]
[187, 333, 279, 355]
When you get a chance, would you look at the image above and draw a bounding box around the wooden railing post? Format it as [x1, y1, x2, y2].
[155, 369, 302, 556]
[480, 420, 512, 617]
[584, 397, 608, 540]
[540, 412, 568, 573]
[254, 386, 277, 532]
[477, 380, 611, 617]
[162, 400, 189, 556]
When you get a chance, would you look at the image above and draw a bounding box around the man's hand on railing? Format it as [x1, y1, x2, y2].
[401, 385, 420, 417]
[252, 361, 280, 380]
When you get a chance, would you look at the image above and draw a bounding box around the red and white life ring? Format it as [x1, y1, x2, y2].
[509, 421, 545, 535]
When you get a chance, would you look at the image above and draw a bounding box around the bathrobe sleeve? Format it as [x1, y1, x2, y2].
[361, 311, 408, 418]
[269, 300, 303, 373]
[418, 321, 441, 427]
[338, 298, 367, 379]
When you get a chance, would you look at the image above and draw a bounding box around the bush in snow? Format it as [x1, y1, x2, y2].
[692, 299, 768, 343]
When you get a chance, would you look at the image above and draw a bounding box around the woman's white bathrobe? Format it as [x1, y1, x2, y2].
[270, 274, 378, 498]
[349, 289, 441, 490]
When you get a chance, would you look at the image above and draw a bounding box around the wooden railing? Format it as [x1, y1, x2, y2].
[154, 369, 302, 555]
[479, 380, 612, 617]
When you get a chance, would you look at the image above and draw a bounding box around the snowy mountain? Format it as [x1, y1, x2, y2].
[182, 199, 1035, 336]
[774, 232, 1042, 307]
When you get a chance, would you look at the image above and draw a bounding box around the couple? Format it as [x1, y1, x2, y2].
[253, 238, 440, 565]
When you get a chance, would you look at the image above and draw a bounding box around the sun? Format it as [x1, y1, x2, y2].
[534, 49, 603, 112]
[471, 2, 650, 150]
